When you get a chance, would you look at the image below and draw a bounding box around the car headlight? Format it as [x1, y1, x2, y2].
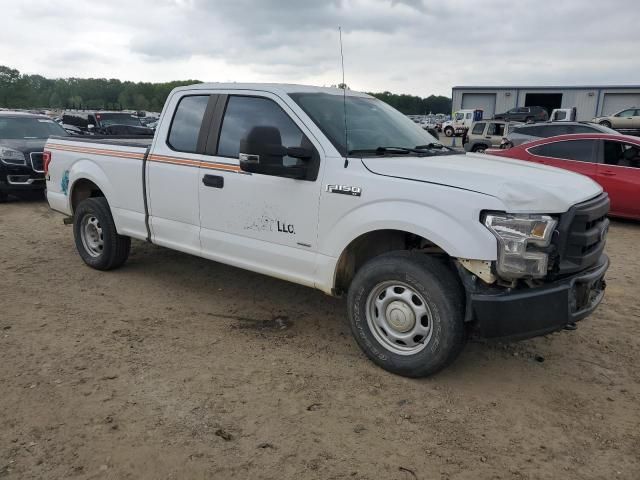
[0, 147, 26, 166]
[483, 213, 557, 279]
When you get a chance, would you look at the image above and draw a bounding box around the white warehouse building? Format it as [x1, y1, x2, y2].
[451, 85, 640, 121]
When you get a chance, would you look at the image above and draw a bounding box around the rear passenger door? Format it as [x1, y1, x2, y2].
[147, 93, 214, 254]
[527, 139, 599, 181]
[197, 93, 324, 287]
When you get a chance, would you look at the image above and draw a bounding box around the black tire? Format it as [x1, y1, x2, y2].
[73, 197, 130, 270]
[472, 144, 488, 153]
[347, 251, 466, 378]
[444, 127, 454, 137]
[599, 120, 612, 128]
[0, 191, 8, 203]
[525, 116, 535, 124]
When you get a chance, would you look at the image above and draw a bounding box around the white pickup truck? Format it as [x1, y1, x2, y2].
[45, 84, 610, 377]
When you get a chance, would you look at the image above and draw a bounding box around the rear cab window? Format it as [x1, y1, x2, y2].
[167, 95, 210, 153]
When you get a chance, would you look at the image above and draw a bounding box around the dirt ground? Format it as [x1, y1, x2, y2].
[1, 197, 639, 480]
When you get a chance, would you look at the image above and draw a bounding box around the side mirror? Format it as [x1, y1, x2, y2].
[238, 126, 312, 179]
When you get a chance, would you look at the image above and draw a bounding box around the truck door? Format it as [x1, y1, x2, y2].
[197, 93, 323, 287]
[146, 93, 214, 254]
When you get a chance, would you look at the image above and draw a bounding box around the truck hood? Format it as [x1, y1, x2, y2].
[361, 152, 602, 213]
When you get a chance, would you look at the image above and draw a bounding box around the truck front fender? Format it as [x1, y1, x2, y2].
[321, 200, 498, 260]
[314, 200, 499, 294]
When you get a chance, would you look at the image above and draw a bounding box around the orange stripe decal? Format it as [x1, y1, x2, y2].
[48, 143, 243, 173]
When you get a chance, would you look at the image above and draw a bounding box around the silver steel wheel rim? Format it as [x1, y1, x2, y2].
[80, 214, 104, 257]
[366, 281, 434, 355]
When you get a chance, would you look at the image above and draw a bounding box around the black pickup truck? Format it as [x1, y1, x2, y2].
[0, 111, 69, 201]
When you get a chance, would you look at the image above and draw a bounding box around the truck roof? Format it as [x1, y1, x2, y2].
[171, 83, 373, 98]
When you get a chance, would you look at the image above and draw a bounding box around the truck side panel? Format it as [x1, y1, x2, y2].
[45, 139, 149, 240]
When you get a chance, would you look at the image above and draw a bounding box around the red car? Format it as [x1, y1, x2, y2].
[488, 133, 640, 220]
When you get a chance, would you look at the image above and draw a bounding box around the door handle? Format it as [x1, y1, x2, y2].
[202, 174, 224, 188]
[600, 171, 616, 177]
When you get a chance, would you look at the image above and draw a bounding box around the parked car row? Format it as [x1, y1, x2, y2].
[60, 111, 155, 136]
[0, 111, 68, 201]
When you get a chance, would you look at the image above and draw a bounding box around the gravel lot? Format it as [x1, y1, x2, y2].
[1, 197, 639, 480]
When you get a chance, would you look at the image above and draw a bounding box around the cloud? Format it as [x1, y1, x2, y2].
[1, 0, 639, 96]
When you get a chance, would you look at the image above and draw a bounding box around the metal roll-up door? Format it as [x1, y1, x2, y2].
[461, 93, 496, 118]
[601, 93, 640, 115]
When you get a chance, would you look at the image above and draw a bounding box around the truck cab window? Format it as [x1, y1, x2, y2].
[217, 96, 307, 164]
[167, 95, 210, 153]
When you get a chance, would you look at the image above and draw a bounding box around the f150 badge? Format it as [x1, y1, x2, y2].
[326, 184, 362, 197]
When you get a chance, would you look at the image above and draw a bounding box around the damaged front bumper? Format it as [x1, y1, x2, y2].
[463, 254, 609, 340]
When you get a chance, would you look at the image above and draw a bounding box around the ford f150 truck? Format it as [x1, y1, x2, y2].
[45, 84, 610, 377]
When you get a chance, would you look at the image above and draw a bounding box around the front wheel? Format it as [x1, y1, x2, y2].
[347, 252, 466, 377]
[444, 127, 454, 137]
[525, 116, 535, 124]
[599, 120, 612, 128]
[73, 197, 131, 270]
[472, 144, 488, 153]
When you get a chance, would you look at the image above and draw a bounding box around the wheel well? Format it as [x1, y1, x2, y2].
[71, 179, 105, 213]
[333, 229, 446, 295]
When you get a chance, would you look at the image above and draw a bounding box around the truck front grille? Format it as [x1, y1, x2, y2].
[552, 193, 609, 277]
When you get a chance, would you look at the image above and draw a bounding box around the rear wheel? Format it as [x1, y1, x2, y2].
[73, 197, 130, 270]
[347, 252, 466, 377]
[444, 126, 454, 137]
[599, 120, 612, 128]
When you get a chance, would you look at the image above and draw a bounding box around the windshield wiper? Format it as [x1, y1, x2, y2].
[415, 143, 447, 150]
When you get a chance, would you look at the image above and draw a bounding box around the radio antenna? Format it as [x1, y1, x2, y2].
[339, 26, 349, 168]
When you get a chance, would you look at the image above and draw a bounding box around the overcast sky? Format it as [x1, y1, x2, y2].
[2, 0, 639, 97]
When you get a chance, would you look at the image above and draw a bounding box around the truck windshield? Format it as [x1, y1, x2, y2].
[289, 92, 443, 156]
[97, 113, 143, 127]
[0, 117, 67, 139]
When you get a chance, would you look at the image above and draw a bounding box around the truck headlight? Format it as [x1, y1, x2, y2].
[483, 213, 557, 279]
[0, 148, 26, 166]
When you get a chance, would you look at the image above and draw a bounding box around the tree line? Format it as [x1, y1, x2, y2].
[0, 65, 200, 112]
[0, 65, 451, 114]
[368, 91, 451, 115]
